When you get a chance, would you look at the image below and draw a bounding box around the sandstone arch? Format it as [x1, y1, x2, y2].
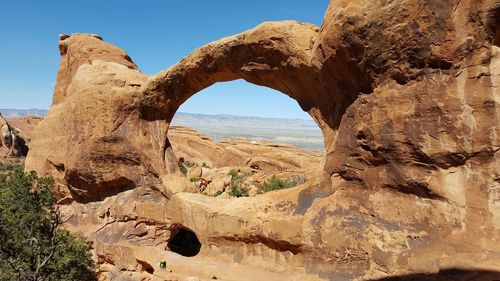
[24, 0, 500, 278]
[25, 0, 500, 215]
[141, 21, 336, 148]
[25, 22, 346, 201]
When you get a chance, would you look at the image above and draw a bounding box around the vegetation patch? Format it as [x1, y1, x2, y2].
[227, 169, 249, 198]
[178, 158, 195, 177]
[0, 167, 97, 280]
[258, 175, 297, 194]
[0, 162, 22, 173]
[212, 190, 224, 197]
[202, 190, 224, 197]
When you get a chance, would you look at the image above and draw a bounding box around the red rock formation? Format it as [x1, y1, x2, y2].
[25, 0, 500, 280]
[7, 115, 42, 142]
[53, 33, 138, 105]
[0, 113, 28, 158]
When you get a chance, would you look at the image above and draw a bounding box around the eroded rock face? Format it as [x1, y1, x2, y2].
[53, 33, 138, 106]
[25, 0, 500, 280]
[320, 0, 500, 198]
[7, 115, 42, 143]
[0, 113, 28, 158]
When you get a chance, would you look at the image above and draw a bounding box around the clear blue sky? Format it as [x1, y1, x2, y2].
[0, 1, 328, 119]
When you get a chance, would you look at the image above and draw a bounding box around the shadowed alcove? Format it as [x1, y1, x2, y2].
[167, 226, 202, 257]
[489, 3, 500, 46]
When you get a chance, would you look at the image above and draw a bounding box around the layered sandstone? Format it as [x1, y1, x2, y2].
[168, 126, 322, 173]
[25, 0, 500, 280]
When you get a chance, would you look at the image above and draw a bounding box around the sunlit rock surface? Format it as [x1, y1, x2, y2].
[25, 0, 500, 280]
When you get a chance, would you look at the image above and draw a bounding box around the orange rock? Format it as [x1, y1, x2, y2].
[0, 113, 28, 157]
[25, 1, 500, 279]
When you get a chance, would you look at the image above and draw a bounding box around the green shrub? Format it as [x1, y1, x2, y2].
[228, 183, 249, 198]
[178, 159, 195, 177]
[258, 175, 297, 194]
[0, 168, 97, 281]
[190, 177, 199, 182]
[212, 190, 223, 197]
[179, 164, 188, 176]
[227, 169, 249, 198]
[228, 169, 238, 178]
[0, 162, 21, 173]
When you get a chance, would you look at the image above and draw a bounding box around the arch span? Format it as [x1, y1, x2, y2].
[26, 22, 356, 200]
[140, 21, 335, 148]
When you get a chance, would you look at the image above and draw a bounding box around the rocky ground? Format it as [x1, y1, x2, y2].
[168, 126, 323, 198]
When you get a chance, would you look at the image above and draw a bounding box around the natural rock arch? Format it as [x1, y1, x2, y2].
[24, 0, 500, 278]
[25, 21, 350, 202]
[137, 21, 363, 190]
[141, 21, 336, 148]
[26, 0, 500, 204]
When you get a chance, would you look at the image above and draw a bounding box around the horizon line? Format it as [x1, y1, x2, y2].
[0, 108, 314, 121]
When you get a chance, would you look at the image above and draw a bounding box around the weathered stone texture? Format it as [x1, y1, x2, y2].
[25, 0, 500, 279]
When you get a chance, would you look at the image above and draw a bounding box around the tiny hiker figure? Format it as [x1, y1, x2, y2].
[159, 259, 167, 269]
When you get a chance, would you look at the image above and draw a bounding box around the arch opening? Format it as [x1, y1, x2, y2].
[140, 20, 342, 159]
[167, 227, 202, 257]
[167, 80, 325, 198]
[171, 79, 324, 151]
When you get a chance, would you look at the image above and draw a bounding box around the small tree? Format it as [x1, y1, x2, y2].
[0, 167, 97, 281]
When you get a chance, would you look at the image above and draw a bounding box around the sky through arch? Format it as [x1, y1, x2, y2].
[171, 80, 324, 151]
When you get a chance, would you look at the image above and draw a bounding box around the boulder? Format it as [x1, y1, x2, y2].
[0, 113, 28, 157]
[95, 242, 155, 274]
[187, 166, 202, 180]
[204, 174, 231, 196]
[0, 124, 12, 148]
[7, 115, 42, 142]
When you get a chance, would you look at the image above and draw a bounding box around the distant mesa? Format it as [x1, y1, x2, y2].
[0, 108, 48, 118]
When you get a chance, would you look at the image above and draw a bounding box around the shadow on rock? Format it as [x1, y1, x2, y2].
[369, 268, 500, 281]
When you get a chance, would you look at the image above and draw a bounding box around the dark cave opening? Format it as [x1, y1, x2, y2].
[167, 227, 201, 257]
[489, 3, 500, 47]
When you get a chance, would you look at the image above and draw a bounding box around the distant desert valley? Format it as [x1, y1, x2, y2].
[1, 110, 324, 200]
